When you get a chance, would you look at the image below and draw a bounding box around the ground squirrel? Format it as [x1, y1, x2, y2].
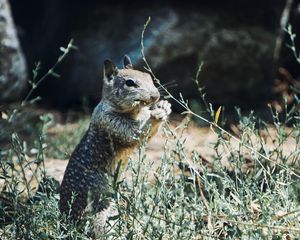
[59, 55, 171, 221]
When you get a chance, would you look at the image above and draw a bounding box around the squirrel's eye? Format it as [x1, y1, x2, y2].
[125, 79, 137, 87]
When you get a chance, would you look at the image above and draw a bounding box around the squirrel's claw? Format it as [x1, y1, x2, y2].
[151, 100, 172, 121]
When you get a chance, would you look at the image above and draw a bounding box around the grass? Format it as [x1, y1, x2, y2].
[1, 103, 300, 239]
[1, 21, 300, 240]
[46, 115, 89, 160]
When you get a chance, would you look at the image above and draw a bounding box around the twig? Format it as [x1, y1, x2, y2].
[197, 175, 213, 233]
[216, 216, 300, 233]
[273, 0, 294, 61]
[21, 39, 76, 106]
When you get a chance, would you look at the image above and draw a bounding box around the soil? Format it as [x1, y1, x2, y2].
[44, 114, 297, 184]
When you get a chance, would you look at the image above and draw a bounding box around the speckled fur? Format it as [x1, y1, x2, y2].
[59, 56, 171, 221]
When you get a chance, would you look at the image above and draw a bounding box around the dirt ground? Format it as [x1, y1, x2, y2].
[44, 119, 215, 182]
[44, 114, 297, 183]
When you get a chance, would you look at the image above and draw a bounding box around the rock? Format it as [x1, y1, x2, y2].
[140, 11, 276, 110]
[0, 0, 27, 102]
[9, 1, 286, 110]
[199, 28, 274, 107]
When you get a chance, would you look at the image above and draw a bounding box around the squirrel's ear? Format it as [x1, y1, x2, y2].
[103, 59, 118, 81]
[123, 55, 133, 69]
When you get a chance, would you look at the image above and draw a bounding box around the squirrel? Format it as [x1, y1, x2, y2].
[59, 55, 171, 221]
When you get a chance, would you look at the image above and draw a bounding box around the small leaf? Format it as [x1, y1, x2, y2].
[48, 70, 61, 78]
[214, 106, 222, 124]
[108, 214, 120, 221]
[59, 47, 66, 53]
[1, 112, 8, 120]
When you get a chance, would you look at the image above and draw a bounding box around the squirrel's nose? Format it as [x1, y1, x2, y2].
[151, 91, 160, 103]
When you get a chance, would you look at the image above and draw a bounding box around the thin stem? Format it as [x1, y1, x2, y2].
[21, 39, 76, 106]
[285, 25, 300, 64]
[216, 216, 300, 233]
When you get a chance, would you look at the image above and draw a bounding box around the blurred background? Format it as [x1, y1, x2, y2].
[1, 0, 300, 117]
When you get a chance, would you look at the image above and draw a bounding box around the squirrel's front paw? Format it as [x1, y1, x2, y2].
[151, 100, 172, 121]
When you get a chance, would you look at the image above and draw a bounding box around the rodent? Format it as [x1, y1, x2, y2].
[59, 55, 171, 221]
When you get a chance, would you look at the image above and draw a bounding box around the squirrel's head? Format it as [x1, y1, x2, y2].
[101, 55, 160, 113]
